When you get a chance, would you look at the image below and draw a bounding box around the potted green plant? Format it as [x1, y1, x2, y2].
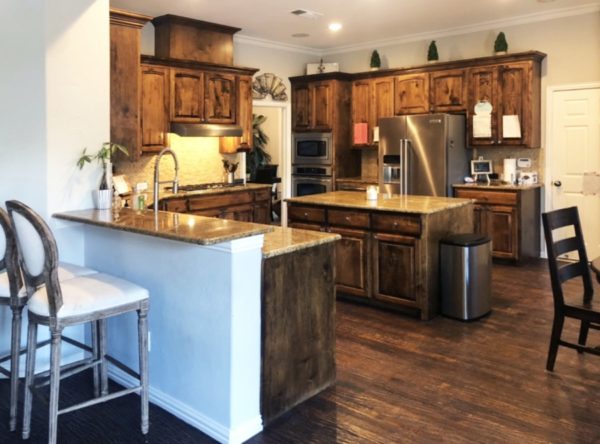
[77, 142, 128, 209]
[494, 32, 508, 55]
[427, 41, 439, 63]
[247, 114, 272, 181]
[370, 50, 381, 70]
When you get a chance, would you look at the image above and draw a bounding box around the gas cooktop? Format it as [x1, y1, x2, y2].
[168, 182, 242, 192]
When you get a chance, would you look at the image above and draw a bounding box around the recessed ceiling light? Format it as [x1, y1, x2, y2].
[292, 33, 310, 38]
[329, 22, 342, 32]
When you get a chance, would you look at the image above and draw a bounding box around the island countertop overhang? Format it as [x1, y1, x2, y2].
[286, 191, 474, 214]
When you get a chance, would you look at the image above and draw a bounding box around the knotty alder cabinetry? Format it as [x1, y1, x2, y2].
[351, 77, 394, 146]
[159, 186, 272, 224]
[453, 185, 541, 261]
[287, 195, 473, 320]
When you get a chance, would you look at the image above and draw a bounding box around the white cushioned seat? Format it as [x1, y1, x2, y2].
[28, 273, 149, 319]
[0, 262, 97, 299]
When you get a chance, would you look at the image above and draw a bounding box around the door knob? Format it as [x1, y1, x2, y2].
[553, 180, 562, 187]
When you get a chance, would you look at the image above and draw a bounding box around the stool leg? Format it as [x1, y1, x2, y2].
[91, 321, 99, 397]
[9, 305, 23, 432]
[98, 318, 108, 396]
[22, 320, 38, 440]
[48, 328, 63, 444]
[138, 308, 149, 434]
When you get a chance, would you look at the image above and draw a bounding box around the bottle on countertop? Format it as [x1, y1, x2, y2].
[132, 183, 148, 210]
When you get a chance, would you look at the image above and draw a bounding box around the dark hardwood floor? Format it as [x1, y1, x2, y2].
[2, 259, 600, 443]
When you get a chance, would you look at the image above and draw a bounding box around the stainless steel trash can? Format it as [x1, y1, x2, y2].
[440, 233, 492, 320]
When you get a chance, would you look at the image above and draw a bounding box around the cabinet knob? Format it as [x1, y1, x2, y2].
[490, 140, 495, 144]
[393, 221, 398, 227]
[553, 180, 562, 187]
[345, 216, 350, 221]
[497, 139, 502, 144]
[304, 212, 309, 218]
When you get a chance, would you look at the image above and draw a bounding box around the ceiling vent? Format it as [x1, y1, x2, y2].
[290, 9, 323, 19]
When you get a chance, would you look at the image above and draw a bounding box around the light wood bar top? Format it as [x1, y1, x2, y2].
[54, 208, 272, 246]
[286, 191, 473, 214]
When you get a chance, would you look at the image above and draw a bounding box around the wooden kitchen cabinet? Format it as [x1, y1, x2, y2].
[140, 64, 170, 154]
[291, 80, 334, 131]
[429, 69, 467, 113]
[204, 71, 236, 124]
[454, 186, 540, 261]
[219, 74, 253, 154]
[330, 226, 370, 298]
[351, 76, 394, 146]
[170, 68, 203, 122]
[468, 60, 541, 148]
[394, 73, 430, 115]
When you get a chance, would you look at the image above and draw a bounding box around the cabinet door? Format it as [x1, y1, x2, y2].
[472, 204, 487, 235]
[372, 232, 417, 304]
[488, 205, 518, 260]
[312, 81, 334, 131]
[140, 64, 170, 153]
[330, 226, 370, 298]
[204, 72, 236, 124]
[170, 68, 203, 123]
[351, 80, 370, 145]
[497, 62, 530, 147]
[430, 69, 467, 113]
[220, 74, 253, 154]
[468, 66, 498, 147]
[394, 73, 429, 115]
[372, 76, 394, 125]
[292, 83, 312, 131]
[253, 201, 271, 224]
[219, 204, 254, 222]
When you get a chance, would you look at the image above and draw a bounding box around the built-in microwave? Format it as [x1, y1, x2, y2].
[292, 133, 332, 165]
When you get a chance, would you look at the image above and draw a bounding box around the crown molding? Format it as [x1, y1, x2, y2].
[234, 3, 600, 57]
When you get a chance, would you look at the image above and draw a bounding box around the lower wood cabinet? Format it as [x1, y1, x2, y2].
[287, 202, 473, 319]
[158, 187, 272, 224]
[454, 186, 540, 261]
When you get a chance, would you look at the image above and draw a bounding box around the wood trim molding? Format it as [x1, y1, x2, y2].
[141, 55, 259, 76]
[109, 8, 152, 29]
[152, 14, 241, 35]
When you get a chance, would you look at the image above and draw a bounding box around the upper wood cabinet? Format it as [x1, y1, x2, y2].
[204, 72, 236, 124]
[219, 74, 253, 154]
[351, 77, 394, 146]
[394, 73, 430, 115]
[429, 69, 467, 113]
[171, 68, 203, 122]
[140, 64, 170, 154]
[468, 60, 541, 148]
[292, 80, 334, 131]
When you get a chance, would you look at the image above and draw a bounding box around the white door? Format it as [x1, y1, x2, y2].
[548, 85, 600, 258]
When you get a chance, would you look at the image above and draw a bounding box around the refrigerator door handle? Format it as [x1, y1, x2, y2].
[399, 139, 404, 195]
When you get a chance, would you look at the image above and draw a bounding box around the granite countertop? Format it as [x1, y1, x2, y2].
[54, 208, 273, 246]
[158, 183, 273, 202]
[452, 182, 543, 190]
[286, 191, 473, 214]
[262, 227, 340, 259]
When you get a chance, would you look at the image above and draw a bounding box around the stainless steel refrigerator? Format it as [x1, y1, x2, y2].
[378, 114, 468, 197]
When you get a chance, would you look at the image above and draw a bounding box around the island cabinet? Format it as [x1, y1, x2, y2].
[351, 76, 394, 146]
[453, 185, 541, 261]
[286, 192, 474, 320]
[158, 186, 272, 224]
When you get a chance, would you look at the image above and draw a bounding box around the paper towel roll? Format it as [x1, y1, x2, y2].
[503, 158, 517, 184]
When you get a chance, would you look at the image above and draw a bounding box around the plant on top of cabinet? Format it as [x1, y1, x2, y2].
[370, 50, 381, 70]
[494, 32, 508, 54]
[427, 41, 439, 63]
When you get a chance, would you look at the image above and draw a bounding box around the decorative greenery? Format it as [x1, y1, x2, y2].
[370, 50, 381, 69]
[427, 41, 439, 61]
[494, 32, 508, 53]
[77, 142, 128, 189]
[247, 114, 272, 181]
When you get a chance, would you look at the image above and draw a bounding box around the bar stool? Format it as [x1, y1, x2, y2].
[6, 200, 150, 444]
[0, 207, 97, 431]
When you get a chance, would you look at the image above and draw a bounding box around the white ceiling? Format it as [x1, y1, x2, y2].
[110, 0, 600, 53]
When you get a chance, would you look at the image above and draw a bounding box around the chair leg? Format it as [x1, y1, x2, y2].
[91, 321, 99, 398]
[98, 318, 108, 396]
[546, 314, 565, 371]
[578, 320, 590, 352]
[138, 308, 149, 434]
[48, 329, 63, 444]
[9, 306, 23, 432]
[22, 321, 38, 440]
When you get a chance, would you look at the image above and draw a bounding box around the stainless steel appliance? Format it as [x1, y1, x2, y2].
[291, 165, 333, 197]
[378, 114, 468, 196]
[293, 133, 332, 165]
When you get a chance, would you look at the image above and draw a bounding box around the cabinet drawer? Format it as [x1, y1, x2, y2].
[328, 209, 370, 229]
[161, 198, 187, 213]
[455, 189, 517, 206]
[254, 188, 272, 202]
[371, 213, 421, 236]
[188, 191, 253, 211]
[288, 205, 326, 224]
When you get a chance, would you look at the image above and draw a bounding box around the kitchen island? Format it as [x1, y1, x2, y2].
[53, 208, 338, 443]
[286, 191, 474, 320]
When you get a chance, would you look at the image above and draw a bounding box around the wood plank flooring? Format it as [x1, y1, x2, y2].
[2, 259, 600, 443]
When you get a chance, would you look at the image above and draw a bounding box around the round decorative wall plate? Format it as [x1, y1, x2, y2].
[252, 73, 288, 101]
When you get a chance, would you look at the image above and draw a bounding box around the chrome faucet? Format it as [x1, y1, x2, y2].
[153, 147, 179, 212]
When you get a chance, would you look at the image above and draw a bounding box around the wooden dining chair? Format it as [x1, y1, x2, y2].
[542, 206, 600, 371]
[6, 200, 149, 444]
[0, 207, 98, 432]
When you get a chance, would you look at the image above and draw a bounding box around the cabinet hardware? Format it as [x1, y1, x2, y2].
[553, 180, 562, 187]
